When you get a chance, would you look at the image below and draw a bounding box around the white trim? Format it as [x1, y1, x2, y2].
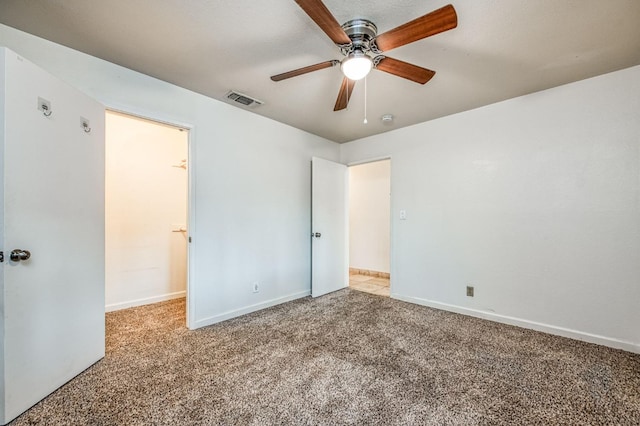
[388, 157, 394, 296]
[391, 293, 640, 355]
[193, 290, 310, 329]
[103, 103, 193, 131]
[185, 125, 196, 330]
[346, 155, 391, 167]
[105, 291, 186, 312]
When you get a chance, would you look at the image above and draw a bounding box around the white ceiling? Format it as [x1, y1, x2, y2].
[1, 0, 640, 143]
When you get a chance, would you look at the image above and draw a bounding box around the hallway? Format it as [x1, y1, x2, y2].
[349, 273, 390, 297]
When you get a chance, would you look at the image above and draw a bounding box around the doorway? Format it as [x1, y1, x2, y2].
[105, 110, 189, 322]
[348, 159, 391, 296]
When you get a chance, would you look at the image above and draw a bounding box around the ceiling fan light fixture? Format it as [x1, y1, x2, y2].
[341, 51, 372, 81]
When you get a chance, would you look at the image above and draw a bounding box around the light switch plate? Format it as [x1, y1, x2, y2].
[399, 209, 407, 220]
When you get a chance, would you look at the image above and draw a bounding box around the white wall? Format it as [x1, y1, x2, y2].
[341, 65, 640, 353]
[0, 24, 340, 329]
[105, 111, 188, 311]
[349, 160, 390, 273]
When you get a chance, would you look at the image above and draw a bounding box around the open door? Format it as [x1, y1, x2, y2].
[311, 157, 348, 297]
[0, 48, 105, 424]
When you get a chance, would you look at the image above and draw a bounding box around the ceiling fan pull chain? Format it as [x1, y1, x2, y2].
[363, 76, 368, 124]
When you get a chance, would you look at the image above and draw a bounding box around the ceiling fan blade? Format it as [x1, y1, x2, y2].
[373, 4, 457, 52]
[271, 60, 338, 82]
[334, 77, 356, 111]
[294, 0, 351, 45]
[375, 57, 435, 84]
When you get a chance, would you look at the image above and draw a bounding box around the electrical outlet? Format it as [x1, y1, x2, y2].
[466, 286, 474, 297]
[252, 282, 259, 293]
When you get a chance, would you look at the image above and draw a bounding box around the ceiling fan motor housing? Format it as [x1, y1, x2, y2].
[340, 19, 378, 53]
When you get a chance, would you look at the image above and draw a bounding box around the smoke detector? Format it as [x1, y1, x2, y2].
[225, 90, 264, 107]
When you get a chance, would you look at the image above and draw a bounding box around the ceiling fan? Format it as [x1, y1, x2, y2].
[271, 0, 458, 111]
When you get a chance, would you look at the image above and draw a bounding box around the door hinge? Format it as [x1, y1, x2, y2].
[188, 236, 192, 243]
[0, 251, 3, 263]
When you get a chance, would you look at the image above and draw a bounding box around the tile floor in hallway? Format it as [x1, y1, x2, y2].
[349, 274, 390, 297]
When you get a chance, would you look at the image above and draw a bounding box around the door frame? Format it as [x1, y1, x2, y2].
[346, 156, 393, 295]
[105, 104, 197, 329]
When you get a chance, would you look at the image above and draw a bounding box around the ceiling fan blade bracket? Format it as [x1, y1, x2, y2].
[372, 55, 385, 68]
[370, 39, 383, 55]
[338, 43, 354, 56]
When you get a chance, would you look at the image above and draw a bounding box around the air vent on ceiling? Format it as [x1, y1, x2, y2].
[225, 90, 264, 107]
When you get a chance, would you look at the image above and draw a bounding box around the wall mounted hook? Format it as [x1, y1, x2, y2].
[80, 117, 91, 133]
[38, 97, 52, 117]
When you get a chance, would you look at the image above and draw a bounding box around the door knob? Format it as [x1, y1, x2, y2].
[10, 249, 31, 262]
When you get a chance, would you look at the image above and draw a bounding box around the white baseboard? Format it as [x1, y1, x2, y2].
[193, 290, 310, 329]
[105, 290, 186, 312]
[392, 293, 640, 355]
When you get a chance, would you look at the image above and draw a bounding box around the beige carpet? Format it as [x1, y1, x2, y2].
[10, 290, 640, 425]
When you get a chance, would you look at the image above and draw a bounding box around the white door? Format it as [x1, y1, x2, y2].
[1, 49, 105, 424]
[311, 157, 348, 297]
